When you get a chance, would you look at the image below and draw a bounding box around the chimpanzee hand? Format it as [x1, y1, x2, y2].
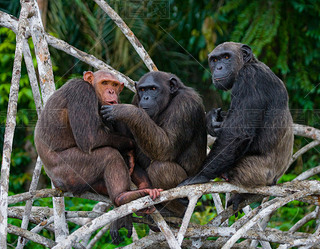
[206, 108, 224, 137]
[110, 215, 133, 245]
[101, 105, 115, 122]
[134, 188, 163, 215]
[141, 188, 163, 200]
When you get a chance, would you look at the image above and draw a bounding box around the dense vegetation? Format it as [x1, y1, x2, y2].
[0, 0, 319, 248]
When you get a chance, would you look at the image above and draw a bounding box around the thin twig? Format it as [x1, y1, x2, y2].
[0, 10, 136, 91]
[294, 165, 320, 181]
[222, 190, 311, 249]
[86, 224, 110, 249]
[0, 2, 29, 247]
[7, 224, 56, 248]
[150, 209, 181, 249]
[289, 140, 320, 166]
[177, 195, 200, 245]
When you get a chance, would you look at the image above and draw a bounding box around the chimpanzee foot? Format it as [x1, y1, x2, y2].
[114, 188, 163, 206]
[227, 193, 248, 217]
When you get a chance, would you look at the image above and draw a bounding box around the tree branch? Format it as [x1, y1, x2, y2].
[93, 0, 158, 72]
[0, 3, 29, 247]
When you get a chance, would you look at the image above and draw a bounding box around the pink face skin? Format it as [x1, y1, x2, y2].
[83, 70, 124, 105]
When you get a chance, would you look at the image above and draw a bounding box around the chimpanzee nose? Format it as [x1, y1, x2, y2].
[108, 89, 115, 94]
[217, 65, 223, 70]
[144, 96, 149, 100]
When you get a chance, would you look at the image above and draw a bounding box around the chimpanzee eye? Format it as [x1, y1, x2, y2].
[140, 88, 145, 92]
[225, 55, 229, 59]
[112, 83, 118, 87]
[213, 58, 218, 62]
[102, 81, 108, 85]
[151, 87, 156, 90]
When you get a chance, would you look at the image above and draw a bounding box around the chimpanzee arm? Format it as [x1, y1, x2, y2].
[101, 93, 203, 161]
[67, 81, 134, 153]
[180, 104, 264, 186]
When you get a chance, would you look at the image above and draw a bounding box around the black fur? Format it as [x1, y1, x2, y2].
[180, 42, 293, 194]
[101, 71, 207, 216]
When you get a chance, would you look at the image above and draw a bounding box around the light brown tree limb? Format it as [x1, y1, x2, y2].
[222, 190, 311, 249]
[0, 10, 136, 91]
[7, 224, 56, 248]
[0, 3, 29, 247]
[93, 0, 158, 72]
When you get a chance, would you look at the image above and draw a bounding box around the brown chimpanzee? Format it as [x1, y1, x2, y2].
[34, 70, 162, 208]
[101, 71, 207, 215]
[179, 42, 294, 210]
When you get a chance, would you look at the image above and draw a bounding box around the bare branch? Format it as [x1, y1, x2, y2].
[7, 224, 56, 248]
[294, 165, 320, 181]
[86, 224, 111, 249]
[8, 188, 111, 205]
[45, 35, 136, 91]
[293, 124, 320, 141]
[27, 0, 55, 103]
[222, 190, 311, 249]
[0, 10, 136, 91]
[150, 210, 181, 249]
[17, 157, 43, 249]
[93, 0, 158, 72]
[0, 3, 29, 247]
[177, 195, 200, 245]
[289, 140, 320, 166]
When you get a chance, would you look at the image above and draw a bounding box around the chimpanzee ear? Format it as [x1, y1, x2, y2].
[83, 71, 94, 85]
[241, 44, 253, 63]
[169, 77, 179, 94]
[119, 82, 124, 93]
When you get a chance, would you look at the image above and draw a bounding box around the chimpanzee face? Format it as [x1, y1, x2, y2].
[208, 42, 253, 91]
[136, 74, 178, 119]
[83, 70, 124, 105]
[136, 75, 165, 118]
[208, 49, 239, 91]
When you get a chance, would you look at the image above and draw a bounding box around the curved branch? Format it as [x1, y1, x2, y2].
[0, 10, 136, 91]
[293, 124, 320, 141]
[294, 165, 320, 181]
[8, 189, 112, 205]
[0, 3, 29, 246]
[51, 180, 320, 248]
[7, 224, 56, 248]
[222, 190, 311, 249]
[289, 140, 320, 166]
[93, 0, 158, 72]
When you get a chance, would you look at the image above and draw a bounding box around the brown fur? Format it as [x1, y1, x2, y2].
[35, 74, 156, 205]
[102, 72, 207, 216]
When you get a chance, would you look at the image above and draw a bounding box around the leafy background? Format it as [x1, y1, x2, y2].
[0, 0, 319, 248]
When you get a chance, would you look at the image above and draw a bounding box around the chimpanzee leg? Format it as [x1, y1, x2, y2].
[146, 161, 188, 189]
[40, 144, 154, 206]
[46, 146, 129, 197]
[146, 161, 188, 217]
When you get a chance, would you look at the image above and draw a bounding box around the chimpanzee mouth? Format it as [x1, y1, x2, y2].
[106, 101, 118, 105]
[214, 75, 230, 81]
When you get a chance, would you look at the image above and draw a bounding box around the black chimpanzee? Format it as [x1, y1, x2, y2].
[101, 71, 207, 216]
[179, 42, 294, 209]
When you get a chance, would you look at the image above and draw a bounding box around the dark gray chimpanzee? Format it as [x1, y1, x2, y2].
[101, 71, 207, 216]
[179, 42, 294, 209]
